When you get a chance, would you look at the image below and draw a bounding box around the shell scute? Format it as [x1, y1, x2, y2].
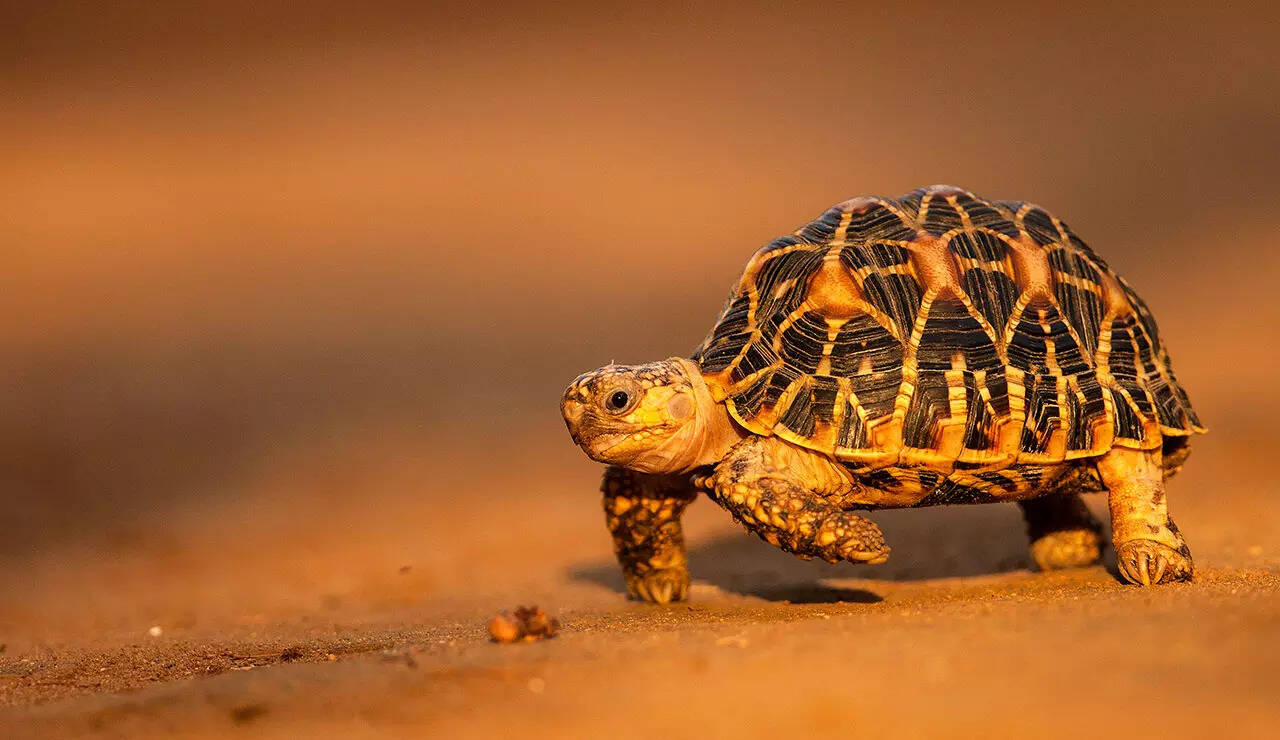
[960, 268, 1019, 336]
[921, 197, 965, 236]
[692, 187, 1203, 470]
[953, 193, 1021, 238]
[857, 271, 923, 341]
[829, 315, 902, 377]
[845, 201, 917, 242]
[1018, 206, 1063, 246]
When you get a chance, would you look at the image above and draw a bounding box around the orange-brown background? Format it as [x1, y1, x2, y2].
[2, 2, 1279, 734]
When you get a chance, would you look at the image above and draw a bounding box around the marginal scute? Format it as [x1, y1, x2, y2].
[913, 478, 1001, 506]
[691, 186, 1203, 472]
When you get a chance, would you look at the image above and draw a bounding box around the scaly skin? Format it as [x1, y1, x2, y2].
[710, 436, 889, 565]
[1019, 494, 1104, 571]
[601, 465, 697, 604]
[1096, 445, 1193, 585]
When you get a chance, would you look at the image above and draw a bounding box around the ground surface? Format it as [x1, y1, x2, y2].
[2, 425, 1278, 739]
[5, 4, 1280, 737]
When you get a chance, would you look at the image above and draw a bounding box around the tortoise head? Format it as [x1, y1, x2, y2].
[561, 358, 745, 474]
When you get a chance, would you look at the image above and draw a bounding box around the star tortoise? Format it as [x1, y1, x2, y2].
[561, 185, 1203, 603]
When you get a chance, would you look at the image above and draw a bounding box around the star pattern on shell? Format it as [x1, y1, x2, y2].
[693, 185, 1203, 475]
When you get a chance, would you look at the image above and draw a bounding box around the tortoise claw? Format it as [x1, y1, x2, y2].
[1115, 540, 1192, 586]
[626, 568, 690, 604]
[1151, 557, 1167, 585]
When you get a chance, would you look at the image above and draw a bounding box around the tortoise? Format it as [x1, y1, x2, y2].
[561, 185, 1203, 603]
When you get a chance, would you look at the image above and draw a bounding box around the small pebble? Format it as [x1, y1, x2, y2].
[515, 606, 559, 639]
[148, 626, 163, 638]
[527, 677, 546, 694]
[488, 613, 523, 643]
[488, 606, 560, 643]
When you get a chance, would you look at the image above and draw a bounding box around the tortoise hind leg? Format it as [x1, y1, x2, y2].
[1019, 494, 1103, 571]
[1096, 445, 1193, 585]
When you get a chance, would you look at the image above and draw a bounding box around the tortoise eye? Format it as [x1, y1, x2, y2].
[605, 390, 631, 412]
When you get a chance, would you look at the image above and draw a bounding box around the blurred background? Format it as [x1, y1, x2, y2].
[2, 0, 1279, 718]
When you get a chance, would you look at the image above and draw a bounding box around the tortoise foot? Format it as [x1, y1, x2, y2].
[1115, 540, 1193, 586]
[812, 513, 890, 565]
[1030, 528, 1102, 571]
[626, 568, 690, 604]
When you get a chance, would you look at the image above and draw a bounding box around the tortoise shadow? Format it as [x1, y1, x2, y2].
[569, 503, 1077, 603]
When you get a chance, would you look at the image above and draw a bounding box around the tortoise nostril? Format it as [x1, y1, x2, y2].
[561, 394, 587, 425]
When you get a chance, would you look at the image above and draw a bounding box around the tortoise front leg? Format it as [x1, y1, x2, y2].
[709, 437, 889, 565]
[601, 465, 697, 604]
[1096, 445, 1193, 585]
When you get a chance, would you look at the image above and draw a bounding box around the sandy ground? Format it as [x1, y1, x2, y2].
[5, 4, 1280, 737]
[2, 419, 1278, 739]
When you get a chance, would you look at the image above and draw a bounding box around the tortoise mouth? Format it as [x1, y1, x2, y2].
[568, 428, 635, 464]
[592, 432, 631, 456]
[565, 414, 677, 465]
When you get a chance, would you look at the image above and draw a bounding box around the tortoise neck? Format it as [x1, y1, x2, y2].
[663, 359, 749, 472]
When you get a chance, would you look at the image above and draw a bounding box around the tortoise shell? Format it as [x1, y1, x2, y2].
[693, 185, 1203, 471]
